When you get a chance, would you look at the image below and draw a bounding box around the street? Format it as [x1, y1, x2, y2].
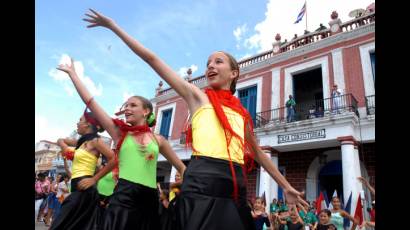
[35, 221, 49, 230]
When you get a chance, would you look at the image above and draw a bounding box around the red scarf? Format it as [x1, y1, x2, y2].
[112, 118, 152, 179]
[185, 88, 256, 201]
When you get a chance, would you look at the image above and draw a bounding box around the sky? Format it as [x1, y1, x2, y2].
[35, 0, 374, 143]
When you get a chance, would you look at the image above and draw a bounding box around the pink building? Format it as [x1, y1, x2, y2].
[152, 9, 375, 219]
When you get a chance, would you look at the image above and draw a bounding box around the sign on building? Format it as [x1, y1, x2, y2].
[278, 129, 326, 144]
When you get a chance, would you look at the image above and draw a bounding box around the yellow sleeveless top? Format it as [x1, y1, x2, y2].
[71, 148, 98, 179]
[191, 104, 244, 164]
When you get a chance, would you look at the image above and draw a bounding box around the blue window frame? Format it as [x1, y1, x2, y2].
[238, 86, 257, 124]
[160, 109, 173, 139]
[370, 52, 375, 84]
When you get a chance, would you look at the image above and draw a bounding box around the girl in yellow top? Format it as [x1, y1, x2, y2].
[50, 110, 115, 230]
[83, 9, 308, 230]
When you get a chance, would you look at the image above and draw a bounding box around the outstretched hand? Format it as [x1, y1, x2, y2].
[357, 176, 369, 186]
[56, 57, 76, 75]
[284, 187, 309, 210]
[83, 9, 115, 29]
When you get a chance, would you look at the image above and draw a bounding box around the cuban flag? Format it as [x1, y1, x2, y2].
[315, 192, 327, 215]
[328, 189, 338, 210]
[343, 192, 353, 228]
[294, 1, 306, 24]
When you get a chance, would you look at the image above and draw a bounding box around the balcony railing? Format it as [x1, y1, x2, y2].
[365, 95, 375, 115]
[157, 12, 375, 97]
[180, 132, 186, 145]
[255, 94, 359, 128]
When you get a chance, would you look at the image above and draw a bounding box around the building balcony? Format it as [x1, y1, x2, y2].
[154, 12, 375, 100]
[365, 95, 375, 115]
[255, 94, 359, 129]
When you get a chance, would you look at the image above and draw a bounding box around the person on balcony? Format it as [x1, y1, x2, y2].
[331, 85, 342, 114]
[315, 23, 327, 31]
[315, 107, 324, 118]
[286, 95, 296, 122]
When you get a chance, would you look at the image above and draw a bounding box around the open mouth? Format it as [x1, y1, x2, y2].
[207, 72, 218, 80]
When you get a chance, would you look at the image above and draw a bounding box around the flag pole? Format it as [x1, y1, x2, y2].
[305, 0, 308, 32]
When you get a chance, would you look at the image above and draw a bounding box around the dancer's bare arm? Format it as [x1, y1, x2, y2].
[341, 210, 359, 225]
[245, 127, 308, 209]
[156, 134, 186, 176]
[57, 59, 120, 142]
[83, 9, 208, 114]
[57, 138, 77, 151]
[357, 176, 375, 195]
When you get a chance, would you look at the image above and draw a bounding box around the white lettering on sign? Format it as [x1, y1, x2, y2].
[278, 129, 326, 144]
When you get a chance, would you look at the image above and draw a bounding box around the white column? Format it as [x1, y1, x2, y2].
[259, 150, 272, 213]
[331, 48, 346, 93]
[340, 140, 363, 225]
[354, 146, 367, 221]
[305, 178, 317, 203]
[270, 153, 279, 201]
[169, 166, 177, 183]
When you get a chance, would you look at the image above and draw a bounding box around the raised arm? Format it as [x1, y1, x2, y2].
[357, 176, 375, 195]
[57, 138, 77, 152]
[83, 9, 207, 113]
[341, 210, 359, 225]
[156, 134, 186, 176]
[245, 128, 308, 209]
[56, 59, 120, 142]
[77, 138, 115, 190]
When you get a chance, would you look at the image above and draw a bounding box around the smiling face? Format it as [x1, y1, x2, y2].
[254, 198, 264, 211]
[319, 211, 331, 224]
[123, 97, 150, 126]
[205, 51, 239, 92]
[331, 197, 341, 209]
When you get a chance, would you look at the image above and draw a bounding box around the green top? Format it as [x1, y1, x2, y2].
[270, 203, 279, 213]
[299, 210, 318, 224]
[97, 171, 116, 196]
[279, 204, 289, 212]
[286, 99, 296, 107]
[118, 135, 159, 188]
[330, 211, 344, 230]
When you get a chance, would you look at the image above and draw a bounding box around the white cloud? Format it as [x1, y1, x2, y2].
[234, 24, 248, 50]
[35, 115, 72, 143]
[178, 64, 198, 77]
[49, 54, 103, 97]
[243, 0, 374, 53]
[233, 24, 248, 41]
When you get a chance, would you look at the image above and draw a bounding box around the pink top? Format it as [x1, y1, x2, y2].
[35, 180, 50, 194]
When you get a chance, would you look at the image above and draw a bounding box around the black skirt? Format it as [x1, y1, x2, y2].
[159, 195, 178, 230]
[102, 178, 159, 230]
[50, 176, 100, 230]
[176, 156, 256, 230]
